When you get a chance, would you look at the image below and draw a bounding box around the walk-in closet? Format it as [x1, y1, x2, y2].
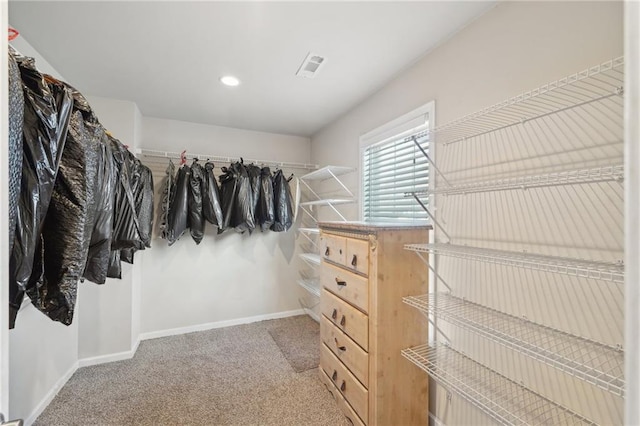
[1, 1, 638, 425]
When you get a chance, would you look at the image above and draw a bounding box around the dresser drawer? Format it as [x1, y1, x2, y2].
[321, 262, 369, 314]
[345, 238, 369, 276]
[320, 233, 346, 265]
[321, 343, 369, 424]
[319, 368, 366, 426]
[320, 315, 369, 388]
[321, 289, 368, 351]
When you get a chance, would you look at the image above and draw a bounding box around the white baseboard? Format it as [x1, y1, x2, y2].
[139, 309, 306, 341]
[77, 338, 141, 368]
[24, 360, 79, 426]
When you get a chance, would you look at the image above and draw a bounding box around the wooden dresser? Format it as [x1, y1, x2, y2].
[317, 222, 430, 426]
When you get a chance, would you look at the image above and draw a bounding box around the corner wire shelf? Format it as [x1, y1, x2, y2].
[299, 253, 321, 267]
[297, 278, 321, 298]
[402, 344, 596, 425]
[137, 148, 319, 170]
[298, 227, 320, 235]
[404, 293, 624, 397]
[427, 57, 624, 146]
[405, 243, 624, 284]
[408, 164, 623, 197]
[299, 199, 355, 207]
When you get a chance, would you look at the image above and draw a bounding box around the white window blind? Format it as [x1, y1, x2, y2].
[363, 131, 429, 222]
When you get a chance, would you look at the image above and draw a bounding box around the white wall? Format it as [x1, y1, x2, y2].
[139, 117, 311, 335]
[7, 36, 79, 423]
[310, 2, 623, 424]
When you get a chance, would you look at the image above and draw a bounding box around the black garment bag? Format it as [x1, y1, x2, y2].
[271, 169, 294, 232]
[256, 166, 275, 231]
[202, 162, 224, 228]
[30, 83, 102, 325]
[231, 161, 256, 234]
[9, 57, 73, 328]
[188, 160, 206, 244]
[159, 160, 176, 241]
[167, 165, 190, 244]
[217, 166, 237, 234]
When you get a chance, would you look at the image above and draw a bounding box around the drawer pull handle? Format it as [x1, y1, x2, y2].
[340, 380, 346, 392]
[334, 338, 346, 352]
[340, 315, 346, 327]
[351, 254, 357, 267]
[332, 370, 338, 381]
[332, 309, 337, 320]
[335, 278, 347, 287]
[325, 247, 330, 256]
[339, 249, 343, 254]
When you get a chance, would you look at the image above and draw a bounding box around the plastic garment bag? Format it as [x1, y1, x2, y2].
[8, 50, 24, 254]
[110, 137, 143, 250]
[246, 164, 261, 217]
[159, 160, 176, 241]
[271, 169, 294, 232]
[256, 166, 275, 231]
[138, 165, 155, 248]
[231, 161, 256, 234]
[202, 162, 224, 228]
[167, 165, 190, 245]
[30, 84, 102, 325]
[188, 160, 206, 244]
[9, 56, 73, 328]
[120, 248, 135, 264]
[107, 250, 122, 279]
[217, 166, 237, 234]
[83, 131, 115, 284]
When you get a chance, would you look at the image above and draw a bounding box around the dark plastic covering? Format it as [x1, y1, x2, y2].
[256, 166, 275, 232]
[202, 162, 224, 228]
[231, 161, 256, 234]
[83, 130, 115, 284]
[188, 160, 206, 244]
[107, 250, 122, 279]
[8, 50, 24, 255]
[246, 164, 261, 216]
[9, 56, 73, 328]
[29, 82, 102, 325]
[110, 137, 143, 250]
[271, 169, 294, 232]
[120, 248, 135, 264]
[132, 161, 154, 248]
[167, 166, 190, 244]
[159, 160, 176, 241]
[218, 166, 237, 234]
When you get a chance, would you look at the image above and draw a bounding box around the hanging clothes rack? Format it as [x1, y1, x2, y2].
[136, 148, 318, 171]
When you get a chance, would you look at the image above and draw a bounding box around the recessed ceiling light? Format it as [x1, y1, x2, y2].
[220, 75, 240, 87]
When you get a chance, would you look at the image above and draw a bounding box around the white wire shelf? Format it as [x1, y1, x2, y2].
[300, 165, 355, 181]
[402, 344, 596, 425]
[404, 293, 624, 397]
[137, 148, 318, 170]
[299, 199, 355, 207]
[298, 227, 320, 234]
[429, 57, 624, 145]
[405, 243, 624, 284]
[299, 253, 321, 267]
[297, 278, 321, 298]
[427, 165, 624, 196]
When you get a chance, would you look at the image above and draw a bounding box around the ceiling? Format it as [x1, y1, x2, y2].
[9, 1, 494, 137]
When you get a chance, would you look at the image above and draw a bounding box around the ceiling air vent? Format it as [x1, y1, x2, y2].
[296, 52, 326, 78]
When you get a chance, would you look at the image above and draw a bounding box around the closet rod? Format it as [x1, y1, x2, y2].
[136, 148, 319, 170]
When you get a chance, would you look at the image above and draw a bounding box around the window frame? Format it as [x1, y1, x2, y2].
[358, 101, 435, 222]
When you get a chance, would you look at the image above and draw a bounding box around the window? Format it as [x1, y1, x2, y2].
[360, 102, 432, 222]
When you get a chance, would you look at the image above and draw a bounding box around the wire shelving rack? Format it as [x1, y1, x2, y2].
[404, 293, 624, 396]
[402, 344, 596, 425]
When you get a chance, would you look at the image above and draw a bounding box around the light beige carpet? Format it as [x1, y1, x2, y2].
[34, 316, 347, 426]
[268, 315, 320, 373]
